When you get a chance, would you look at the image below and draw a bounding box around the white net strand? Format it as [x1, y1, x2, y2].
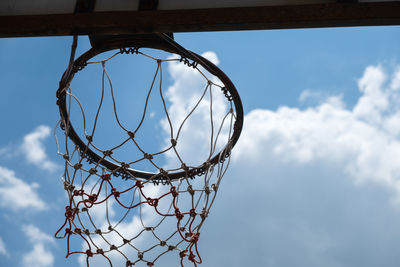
[55, 46, 238, 267]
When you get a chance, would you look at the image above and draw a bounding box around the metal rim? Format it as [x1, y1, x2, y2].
[56, 34, 243, 182]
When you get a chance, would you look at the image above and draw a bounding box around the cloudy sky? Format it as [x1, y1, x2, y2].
[0, 26, 400, 267]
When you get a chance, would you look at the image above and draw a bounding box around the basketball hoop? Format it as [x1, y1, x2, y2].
[55, 33, 243, 266]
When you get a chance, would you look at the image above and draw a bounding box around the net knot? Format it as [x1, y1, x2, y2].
[108, 225, 113, 231]
[187, 185, 194, 195]
[170, 186, 178, 197]
[188, 252, 197, 262]
[144, 153, 153, 160]
[64, 182, 75, 192]
[179, 250, 187, 258]
[95, 229, 102, 235]
[89, 168, 97, 174]
[110, 245, 117, 250]
[189, 209, 197, 218]
[73, 163, 82, 170]
[175, 208, 184, 220]
[135, 180, 144, 188]
[121, 162, 130, 169]
[211, 183, 218, 192]
[170, 138, 177, 147]
[85, 250, 93, 257]
[83, 229, 90, 235]
[111, 188, 120, 198]
[65, 228, 72, 235]
[96, 248, 104, 255]
[85, 135, 93, 142]
[204, 186, 211, 195]
[123, 238, 130, 244]
[101, 173, 111, 180]
[73, 189, 84, 196]
[81, 207, 88, 212]
[127, 131, 135, 138]
[74, 228, 82, 234]
[88, 194, 98, 203]
[138, 252, 143, 260]
[168, 245, 176, 251]
[160, 240, 166, 246]
[103, 150, 113, 156]
[190, 233, 200, 243]
[64, 206, 73, 219]
[147, 262, 154, 266]
[147, 198, 158, 207]
[200, 209, 208, 219]
[181, 163, 189, 172]
[126, 260, 133, 267]
[65, 206, 75, 219]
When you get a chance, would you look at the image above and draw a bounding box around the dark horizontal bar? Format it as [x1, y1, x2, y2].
[0, 1, 400, 37]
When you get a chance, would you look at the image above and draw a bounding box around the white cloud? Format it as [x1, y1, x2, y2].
[0, 236, 7, 256]
[229, 65, 400, 195]
[22, 244, 54, 267]
[0, 147, 8, 156]
[22, 225, 54, 267]
[21, 125, 58, 172]
[390, 66, 400, 90]
[0, 166, 46, 211]
[298, 89, 336, 104]
[353, 65, 390, 124]
[22, 224, 55, 244]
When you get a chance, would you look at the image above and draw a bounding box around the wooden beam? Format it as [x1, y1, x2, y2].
[0, 2, 399, 38]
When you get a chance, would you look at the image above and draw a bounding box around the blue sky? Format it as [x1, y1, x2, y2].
[0, 26, 400, 267]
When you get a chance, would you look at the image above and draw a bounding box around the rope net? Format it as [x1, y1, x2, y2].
[55, 47, 237, 266]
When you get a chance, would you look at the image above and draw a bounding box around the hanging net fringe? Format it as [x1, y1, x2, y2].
[55, 35, 243, 266]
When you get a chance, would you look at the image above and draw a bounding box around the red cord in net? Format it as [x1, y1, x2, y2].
[55, 173, 208, 266]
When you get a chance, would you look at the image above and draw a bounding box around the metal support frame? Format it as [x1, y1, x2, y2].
[0, 2, 399, 37]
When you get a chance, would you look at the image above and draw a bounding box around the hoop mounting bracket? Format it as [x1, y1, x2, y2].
[87, 0, 173, 49]
[88, 33, 174, 49]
